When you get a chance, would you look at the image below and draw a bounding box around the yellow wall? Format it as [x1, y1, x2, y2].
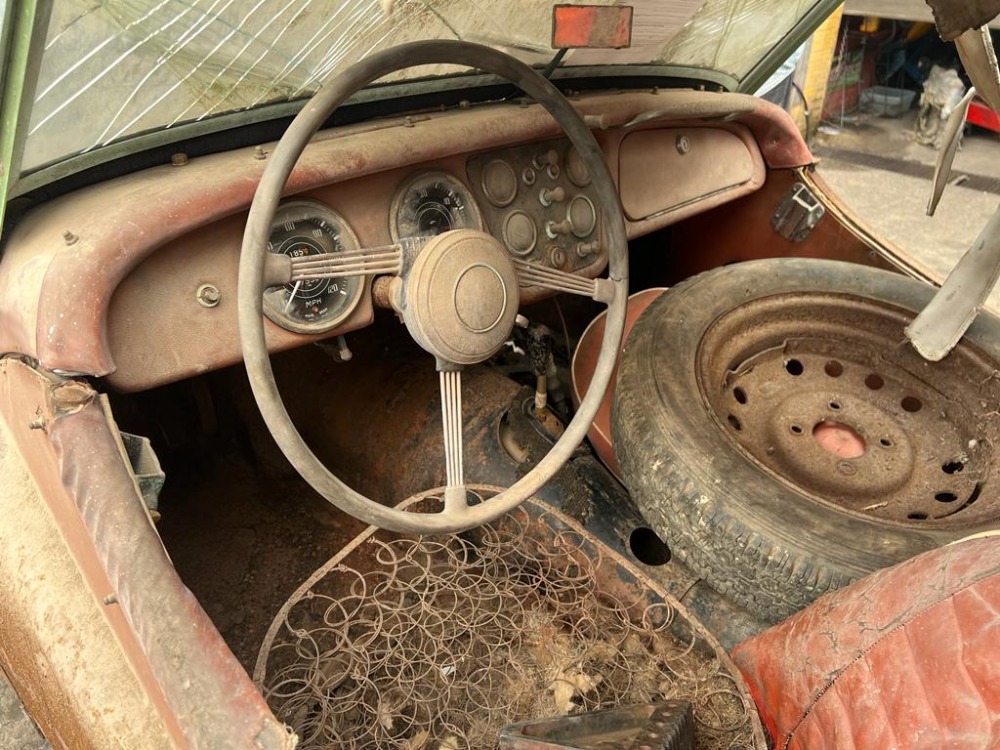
[791, 7, 845, 135]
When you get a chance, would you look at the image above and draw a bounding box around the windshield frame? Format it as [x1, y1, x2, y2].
[0, 0, 49, 227]
[2, 0, 842, 213]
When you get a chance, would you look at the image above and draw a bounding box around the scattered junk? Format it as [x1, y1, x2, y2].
[859, 85, 917, 118]
[914, 64, 968, 146]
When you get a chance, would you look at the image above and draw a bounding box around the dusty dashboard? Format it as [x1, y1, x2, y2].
[0, 91, 785, 393]
[466, 140, 603, 272]
[103, 143, 613, 394]
[254, 141, 602, 339]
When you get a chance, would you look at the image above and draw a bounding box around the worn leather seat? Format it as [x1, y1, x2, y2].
[570, 288, 666, 478]
[731, 535, 1000, 749]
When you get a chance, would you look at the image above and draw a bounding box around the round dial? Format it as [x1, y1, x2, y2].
[567, 194, 597, 238]
[390, 171, 483, 241]
[263, 201, 364, 335]
[565, 147, 591, 187]
[482, 159, 518, 207]
[503, 210, 537, 256]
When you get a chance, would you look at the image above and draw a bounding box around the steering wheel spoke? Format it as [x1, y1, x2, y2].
[439, 366, 466, 512]
[513, 258, 615, 303]
[290, 243, 403, 281]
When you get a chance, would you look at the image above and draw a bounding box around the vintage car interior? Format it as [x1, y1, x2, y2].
[3, 3, 1000, 749]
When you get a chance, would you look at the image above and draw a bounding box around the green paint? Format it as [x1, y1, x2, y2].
[0, 0, 50, 226]
[737, 0, 844, 95]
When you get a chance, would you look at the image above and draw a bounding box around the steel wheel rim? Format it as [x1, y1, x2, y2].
[696, 292, 1000, 528]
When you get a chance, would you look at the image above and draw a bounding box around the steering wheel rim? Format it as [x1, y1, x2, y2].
[238, 40, 628, 533]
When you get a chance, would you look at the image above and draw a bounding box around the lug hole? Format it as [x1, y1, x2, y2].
[908, 512, 928, 520]
[935, 492, 958, 503]
[901, 396, 922, 413]
[942, 461, 964, 474]
[733, 387, 747, 405]
[824, 360, 843, 377]
[785, 359, 804, 376]
[879, 438, 893, 448]
[865, 373, 884, 390]
[829, 401, 841, 410]
[727, 414, 742, 431]
[790, 424, 804, 435]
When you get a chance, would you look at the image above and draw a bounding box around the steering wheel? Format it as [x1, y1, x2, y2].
[238, 40, 628, 533]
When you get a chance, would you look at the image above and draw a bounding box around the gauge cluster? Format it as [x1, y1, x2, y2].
[389, 171, 483, 241]
[466, 139, 603, 272]
[263, 201, 365, 334]
[260, 148, 604, 338]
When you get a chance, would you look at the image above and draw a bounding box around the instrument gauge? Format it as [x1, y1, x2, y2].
[390, 171, 483, 241]
[262, 201, 365, 335]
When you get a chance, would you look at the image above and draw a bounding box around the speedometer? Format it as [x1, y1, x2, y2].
[389, 171, 483, 241]
[262, 201, 364, 335]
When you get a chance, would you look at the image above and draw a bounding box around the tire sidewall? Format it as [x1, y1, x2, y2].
[612, 259, 1000, 615]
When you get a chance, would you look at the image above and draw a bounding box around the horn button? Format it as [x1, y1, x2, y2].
[403, 229, 520, 365]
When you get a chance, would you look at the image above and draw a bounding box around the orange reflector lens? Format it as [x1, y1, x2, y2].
[552, 5, 633, 49]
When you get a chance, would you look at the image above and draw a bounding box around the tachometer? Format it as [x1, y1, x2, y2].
[389, 171, 483, 241]
[262, 201, 364, 335]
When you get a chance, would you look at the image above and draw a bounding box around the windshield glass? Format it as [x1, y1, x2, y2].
[25, 0, 820, 171]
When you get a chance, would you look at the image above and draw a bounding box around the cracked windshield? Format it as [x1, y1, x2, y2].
[28, 0, 821, 170]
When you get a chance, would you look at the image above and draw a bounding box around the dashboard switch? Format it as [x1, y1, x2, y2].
[544, 219, 573, 239]
[532, 149, 559, 170]
[539, 186, 566, 207]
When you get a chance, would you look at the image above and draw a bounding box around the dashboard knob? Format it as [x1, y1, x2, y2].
[545, 219, 572, 239]
[532, 149, 559, 170]
[539, 186, 566, 207]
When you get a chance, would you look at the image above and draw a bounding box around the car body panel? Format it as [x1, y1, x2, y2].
[0, 358, 290, 749]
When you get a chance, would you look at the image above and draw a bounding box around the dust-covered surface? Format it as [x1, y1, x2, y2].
[155, 451, 367, 668]
[812, 111, 1000, 314]
[256, 491, 761, 750]
[0, 379, 173, 749]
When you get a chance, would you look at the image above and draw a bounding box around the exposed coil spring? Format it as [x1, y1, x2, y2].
[257, 492, 756, 750]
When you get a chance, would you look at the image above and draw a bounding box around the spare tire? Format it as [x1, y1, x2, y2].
[612, 258, 1000, 622]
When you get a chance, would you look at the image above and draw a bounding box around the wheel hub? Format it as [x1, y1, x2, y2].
[697, 293, 1000, 527]
[740, 360, 919, 500]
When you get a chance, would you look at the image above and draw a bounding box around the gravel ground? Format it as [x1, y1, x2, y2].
[812, 110, 1000, 313]
[0, 670, 46, 749]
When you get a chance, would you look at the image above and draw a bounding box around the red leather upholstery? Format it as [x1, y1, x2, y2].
[570, 288, 666, 478]
[731, 537, 1000, 750]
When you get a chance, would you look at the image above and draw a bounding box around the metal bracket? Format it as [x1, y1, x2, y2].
[772, 182, 825, 242]
[119, 432, 165, 512]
